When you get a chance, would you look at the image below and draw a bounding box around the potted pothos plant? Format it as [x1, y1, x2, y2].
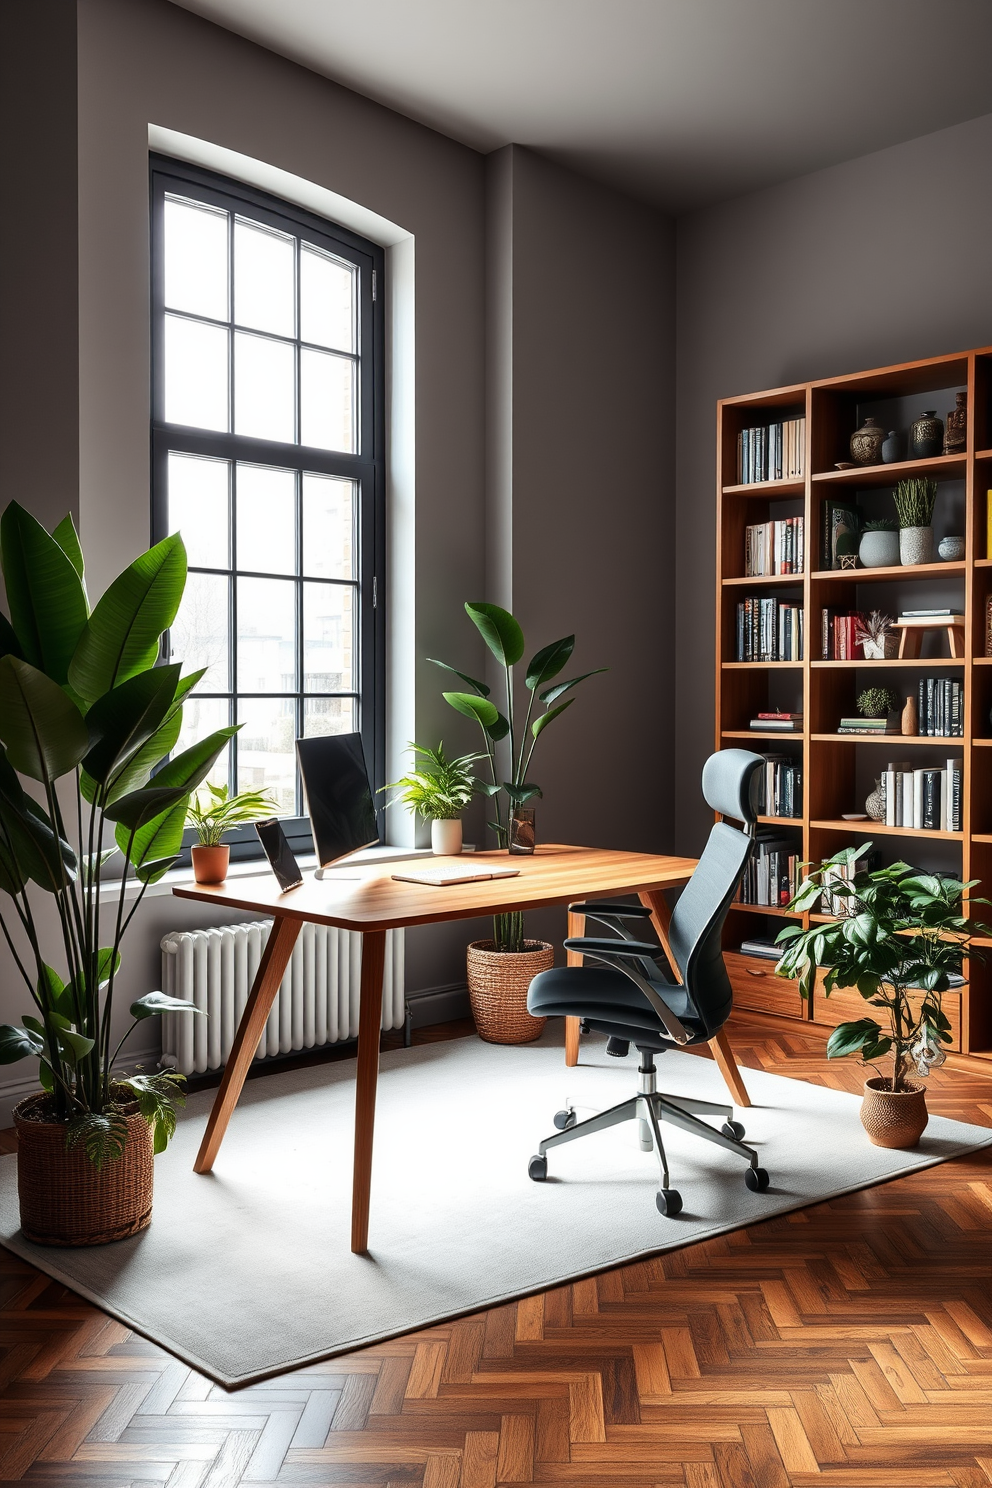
[186, 782, 279, 884]
[382, 742, 483, 857]
[431, 602, 604, 1044]
[775, 846, 990, 1148]
[0, 500, 237, 1246]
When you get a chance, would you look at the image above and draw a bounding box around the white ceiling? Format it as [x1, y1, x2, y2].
[169, 0, 992, 212]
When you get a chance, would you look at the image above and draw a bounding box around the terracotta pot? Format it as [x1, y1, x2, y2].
[430, 819, 462, 855]
[191, 843, 230, 884]
[466, 939, 554, 1044]
[860, 1076, 929, 1149]
[14, 1092, 154, 1246]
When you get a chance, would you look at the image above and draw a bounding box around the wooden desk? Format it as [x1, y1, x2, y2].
[174, 844, 742, 1252]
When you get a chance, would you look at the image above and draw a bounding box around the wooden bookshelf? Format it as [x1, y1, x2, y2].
[716, 344, 992, 1069]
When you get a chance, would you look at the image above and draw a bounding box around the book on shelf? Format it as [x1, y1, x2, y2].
[735, 596, 804, 661]
[882, 758, 962, 831]
[916, 677, 964, 737]
[900, 608, 958, 618]
[737, 830, 802, 908]
[820, 500, 858, 570]
[756, 711, 803, 719]
[896, 612, 965, 626]
[736, 417, 805, 484]
[750, 720, 802, 732]
[743, 517, 805, 576]
[739, 938, 781, 962]
[820, 609, 865, 660]
[837, 718, 900, 734]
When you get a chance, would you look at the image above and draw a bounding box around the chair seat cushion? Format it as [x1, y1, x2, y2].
[527, 965, 707, 1044]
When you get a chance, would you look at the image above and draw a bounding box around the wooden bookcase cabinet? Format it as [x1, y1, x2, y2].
[716, 346, 992, 1068]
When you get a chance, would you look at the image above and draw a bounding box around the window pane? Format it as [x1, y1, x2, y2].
[236, 464, 296, 574]
[167, 453, 229, 569]
[303, 696, 356, 737]
[164, 196, 228, 321]
[164, 315, 229, 431]
[300, 348, 355, 453]
[170, 572, 230, 690]
[234, 332, 295, 443]
[302, 474, 355, 580]
[303, 581, 354, 691]
[237, 576, 297, 692]
[300, 246, 355, 352]
[234, 219, 295, 337]
[175, 696, 231, 790]
[237, 697, 297, 814]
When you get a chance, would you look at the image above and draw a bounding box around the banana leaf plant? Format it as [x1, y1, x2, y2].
[0, 500, 237, 1166]
[430, 602, 604, 951]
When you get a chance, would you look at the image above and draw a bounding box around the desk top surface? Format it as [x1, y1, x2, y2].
[172, 844, 697, 932]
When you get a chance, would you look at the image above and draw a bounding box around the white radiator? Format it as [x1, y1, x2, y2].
[160, 920, 405, 1075]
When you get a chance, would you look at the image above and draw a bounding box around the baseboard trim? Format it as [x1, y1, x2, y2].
[406, 984, 471, 1028]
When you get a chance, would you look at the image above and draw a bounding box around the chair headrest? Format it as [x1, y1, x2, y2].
[701, 749, 764, 826]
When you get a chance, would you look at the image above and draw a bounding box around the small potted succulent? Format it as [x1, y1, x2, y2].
[857, 685, 901, 720]
[854, 610, 897, 660]
[858, 520, 900, 570]
[186, 782, 279, 884]
[894, 478, 937, 566]
[382, 741, 483, 855]
[776, 848, 991, 1147]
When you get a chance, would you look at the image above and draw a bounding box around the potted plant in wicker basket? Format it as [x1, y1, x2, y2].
[186, 782, 279, 884]
[430, 604, 605, 1043]
[382, 742, 483, 856]
[0, 500, 236, 1245]
[775, 846, 990, 1148]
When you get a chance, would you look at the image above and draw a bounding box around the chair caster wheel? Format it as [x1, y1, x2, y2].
[553, 1108, 576, 1130]
[528, 1155, 548, 1182]
[656, 1188, 682, 1217]
[745, 1166, 769, 1192]
[721, 1120, 746, 1140]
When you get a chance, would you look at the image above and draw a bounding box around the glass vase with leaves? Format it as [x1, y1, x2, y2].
[430, 602, 604, 952]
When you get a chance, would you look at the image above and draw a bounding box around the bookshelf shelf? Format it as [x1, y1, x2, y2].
[716, 341, 992, 1072]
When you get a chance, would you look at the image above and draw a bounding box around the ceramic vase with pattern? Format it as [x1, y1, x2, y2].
[850, 417, 885, 466]
[899, 526, 933, 566]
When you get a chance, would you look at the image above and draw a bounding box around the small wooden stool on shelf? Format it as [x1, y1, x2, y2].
[892, 619, 966, 660]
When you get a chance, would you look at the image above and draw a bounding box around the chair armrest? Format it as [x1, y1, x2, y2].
[564, 937, 660, 958]
[569, 942, 692, 1046]
[567, 900, 653, 918]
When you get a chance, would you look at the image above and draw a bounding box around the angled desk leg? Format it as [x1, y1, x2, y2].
[564, 908, 585, 1067]
[351, 929, 387, 1254]
[194, 914, 302, 1174]
[638, 888, 751, 1109]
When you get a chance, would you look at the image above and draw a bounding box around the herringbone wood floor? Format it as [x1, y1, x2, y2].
[2, 1014, 991, 1488]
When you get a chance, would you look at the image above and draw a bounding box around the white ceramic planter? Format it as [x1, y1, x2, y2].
[431, 819, 462, 855]
[858, 530, 900, 568]
[899, 526, 933, 566]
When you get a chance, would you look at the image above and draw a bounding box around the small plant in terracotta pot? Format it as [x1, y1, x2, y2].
[186, 783, 279, 883]
[774, 847, 991, 1147]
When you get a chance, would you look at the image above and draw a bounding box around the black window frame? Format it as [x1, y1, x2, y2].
[149, 156, 386, 859]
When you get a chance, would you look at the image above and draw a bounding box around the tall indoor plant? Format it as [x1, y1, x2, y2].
[776, 846, 990, 1147]
[0, 500, 235, 1244]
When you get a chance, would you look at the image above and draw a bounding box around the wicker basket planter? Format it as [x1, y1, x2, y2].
[13, 1092, 154, 1247]
[860, 1077, 929, 1150]
[466, 939, 554, 1044]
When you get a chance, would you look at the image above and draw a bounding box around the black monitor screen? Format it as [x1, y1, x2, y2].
[296, 733, 379, 868]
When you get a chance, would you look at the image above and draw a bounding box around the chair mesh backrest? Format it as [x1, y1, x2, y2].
[666, 821, 752, 1037]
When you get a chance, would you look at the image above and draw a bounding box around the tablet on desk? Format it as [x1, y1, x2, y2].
[391, 863, 521, 887]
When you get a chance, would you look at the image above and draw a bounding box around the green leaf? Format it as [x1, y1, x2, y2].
[826, 1018, 881, 1059]
[123, 801, 187, 872]
[427, 658, 490, 697]
[130, 990, 206, 1019]
[52, 514, 85, 583]
[0, 612, 23, 663]
[464, 602, 524, 667]
[477, 781, 502, 798]
[539, 668, 607, 704]
[503, 782, 543, 805]
[81, 663, 182, 788]
[532, 698, 574, 739]
[0, 1024, 45, 1063]
[0, 791, 75, 893]
[525, 636, 574, 691]
[134, 855, 180, 885]
[68, 532, 187, 703]
[117, 726, 238, 867]
[0, 656, 88, 781]
[0, 502, 89, 684]
[104, 784, 191, 832]
[66, 1111, 129, 1171]
[443, 691, 500, 729]
[55, 1027, 95, 1064]
[121, 1069, 186, 1156]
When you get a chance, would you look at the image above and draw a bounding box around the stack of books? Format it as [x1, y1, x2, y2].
[736, 597, 804, 661]
[752, 754, 803, 817]
[820, 609, 865, 660]
[749, 711, 803, 733]
[739, 938, 781, 962]
[744, 517, 805, 575]
[882, 759, 963, 831]
[837, 715, 900, 735]
[737, 831, 802, 908]
[736, 417, 806, 484]
[916, 677, 964, 737]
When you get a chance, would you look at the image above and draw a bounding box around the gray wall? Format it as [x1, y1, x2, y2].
[674, 110, 992, 852]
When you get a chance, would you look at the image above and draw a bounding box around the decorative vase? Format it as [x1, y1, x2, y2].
[191, 843, 230, 884]
[466, 940, 554, 1044]
[850, 417, 885, 466]
[910, 410, 943, 459]
[881, 430, 901, 463]
[899, 526, 933, 566]
[13, 1092, 154, 1246]
[862, 635, 898, 660]
[508, 807, 536, 855]
[938, 535, 965, 561]
[430, 819, 462, 856]
[865, 780, 885, 821]
[902, 695, 918, 736]
[943, 391, 967, 454]
[858, 530, 900, 568]
[860, 1077, 928, 1149]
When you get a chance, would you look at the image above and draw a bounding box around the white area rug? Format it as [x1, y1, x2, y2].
[1, 1030, 989, 1387]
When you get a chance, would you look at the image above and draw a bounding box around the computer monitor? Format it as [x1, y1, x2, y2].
[296, 733, 379, 873]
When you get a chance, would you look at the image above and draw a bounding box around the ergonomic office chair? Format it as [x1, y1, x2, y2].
[526, 748, 767, 1217]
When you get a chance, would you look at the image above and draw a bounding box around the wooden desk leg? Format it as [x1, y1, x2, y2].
[351, 929, 387, 1254]
[639, 888, 751, 1109]
[194, 914, 301, 1174]
[564, 909, 585, 1067]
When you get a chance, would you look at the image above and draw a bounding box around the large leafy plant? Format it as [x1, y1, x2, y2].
[0, 500, 237, 1165]
[776, 846, 990, 1092]
[431, 602, 604, 951]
